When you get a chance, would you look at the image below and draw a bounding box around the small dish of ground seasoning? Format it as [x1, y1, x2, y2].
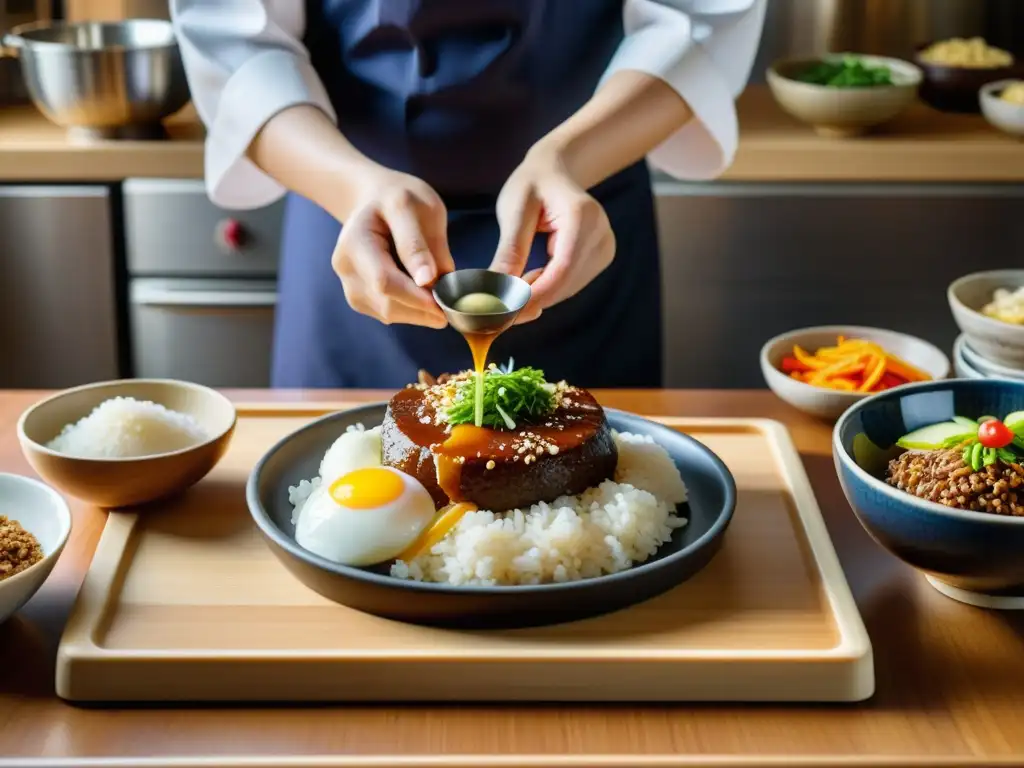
[0, 472, 72, 624]
[0, 515, 43, 581]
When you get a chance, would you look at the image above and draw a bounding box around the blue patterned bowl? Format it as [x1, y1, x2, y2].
[833, 379, 1024, 596]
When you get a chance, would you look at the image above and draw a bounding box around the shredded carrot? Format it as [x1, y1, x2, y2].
[859, 355, 887, 392]
[778, 337, 929, 394]
[792, 345, 829, 370]
[883, 354, 930, 383]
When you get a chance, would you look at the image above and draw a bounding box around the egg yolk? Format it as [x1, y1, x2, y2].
[328, 467, 405, 510]
[396, 502, 477, 562]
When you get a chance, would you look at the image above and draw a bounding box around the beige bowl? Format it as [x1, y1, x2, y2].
[948, 270, 1024, 370]
[767, 55, 922, 137]
[17, 379, 236, 509]
[760, 326, 950, 421]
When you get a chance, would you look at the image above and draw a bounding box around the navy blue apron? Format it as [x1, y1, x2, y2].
[273, 0, 663, 389]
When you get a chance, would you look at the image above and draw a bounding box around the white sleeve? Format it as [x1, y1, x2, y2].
[600, 0, 766, 180]
[170, 0, 336, 209]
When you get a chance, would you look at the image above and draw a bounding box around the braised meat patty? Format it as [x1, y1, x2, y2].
[381, 382, 617, 511]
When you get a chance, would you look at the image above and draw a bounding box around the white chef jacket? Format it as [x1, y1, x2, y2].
[171, 0, 767, 210]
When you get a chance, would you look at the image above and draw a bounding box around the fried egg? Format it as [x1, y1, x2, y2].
[319, 426, 382, 485]
[295, 465, 436, 567]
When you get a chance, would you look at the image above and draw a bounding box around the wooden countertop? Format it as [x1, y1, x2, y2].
[0, 103, 205, 182]
[4, 388, 1024, 767]
[0, 86, 1022, 184]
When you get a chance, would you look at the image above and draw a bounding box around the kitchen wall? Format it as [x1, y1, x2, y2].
[751, 0, 1024, 80]
[63, 0, 1024, 54]
[654, 184, 1024, 388]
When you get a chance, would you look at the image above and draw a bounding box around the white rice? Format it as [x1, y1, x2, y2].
[289, 425, 688, 587]
[46, 396, 208, 459]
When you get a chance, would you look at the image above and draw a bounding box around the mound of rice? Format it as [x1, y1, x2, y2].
[394, 431, 688, 585]
[46, 396, 209, 459]
[289, 425, 688, 586]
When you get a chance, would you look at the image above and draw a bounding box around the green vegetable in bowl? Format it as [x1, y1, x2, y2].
[796, 56, 894, 88]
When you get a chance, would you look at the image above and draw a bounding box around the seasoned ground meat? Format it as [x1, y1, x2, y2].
[0, 515, 43, 581]
[886, 448, 1024, 516]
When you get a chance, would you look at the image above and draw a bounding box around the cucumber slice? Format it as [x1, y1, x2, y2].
[1004, 410, 1024, 432]
[896, 421, 976, 450]
[952, 416, 979, 428]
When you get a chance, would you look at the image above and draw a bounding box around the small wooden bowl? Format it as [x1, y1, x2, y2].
[914, 43, 1020, 114]
[17, 379, 236, 509]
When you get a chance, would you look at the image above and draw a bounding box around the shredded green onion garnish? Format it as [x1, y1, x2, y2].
[447, 365, 556, 430]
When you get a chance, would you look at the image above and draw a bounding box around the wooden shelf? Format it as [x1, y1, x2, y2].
[726, 87, 1024, 183]
[0, 87, 1020, 183]
[0, 103, 204, 182]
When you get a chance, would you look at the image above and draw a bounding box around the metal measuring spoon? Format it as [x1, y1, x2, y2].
[433, 269, 531, 334]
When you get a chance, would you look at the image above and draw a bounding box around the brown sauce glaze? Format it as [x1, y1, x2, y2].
[381, 384, 617, 511]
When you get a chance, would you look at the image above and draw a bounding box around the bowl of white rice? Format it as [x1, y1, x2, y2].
[247, 403, 736, 628]
[18, 379, 236, 508]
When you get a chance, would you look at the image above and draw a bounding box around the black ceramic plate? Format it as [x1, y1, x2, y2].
[247, 404, 736, 629]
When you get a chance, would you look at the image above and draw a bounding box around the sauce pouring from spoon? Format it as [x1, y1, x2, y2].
[432, 269, 532, 427]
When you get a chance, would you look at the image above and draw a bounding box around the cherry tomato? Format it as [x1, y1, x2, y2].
[978, 419, 1014, 449]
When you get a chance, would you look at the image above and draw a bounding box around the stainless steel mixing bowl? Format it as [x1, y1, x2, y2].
[1, 19, 190, 140]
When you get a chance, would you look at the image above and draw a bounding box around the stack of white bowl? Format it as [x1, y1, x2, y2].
[949, 271, 1024, 381]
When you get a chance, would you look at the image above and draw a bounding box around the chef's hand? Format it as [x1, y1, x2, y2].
[490, 144, 615, 323]
[332, 170, 453, 328]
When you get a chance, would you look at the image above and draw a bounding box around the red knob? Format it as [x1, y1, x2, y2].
[216, 218, 246, 251]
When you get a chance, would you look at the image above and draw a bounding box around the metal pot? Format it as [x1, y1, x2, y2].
[1, 19, 191, 140]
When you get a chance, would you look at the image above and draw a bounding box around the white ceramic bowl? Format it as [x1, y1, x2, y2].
[767, 54, 922, 137]
[948, 270, 1024, 370]
[956, 334, 1024, 380]
[760, 325, 951, 420]
[980, 80, 1024, 139]
[0, 473, 72, 624]
[954, 353, 984, 380]
[953, 335, 985, 380]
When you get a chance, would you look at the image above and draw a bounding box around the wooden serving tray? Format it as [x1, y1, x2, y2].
[55, 405, 873, 703]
